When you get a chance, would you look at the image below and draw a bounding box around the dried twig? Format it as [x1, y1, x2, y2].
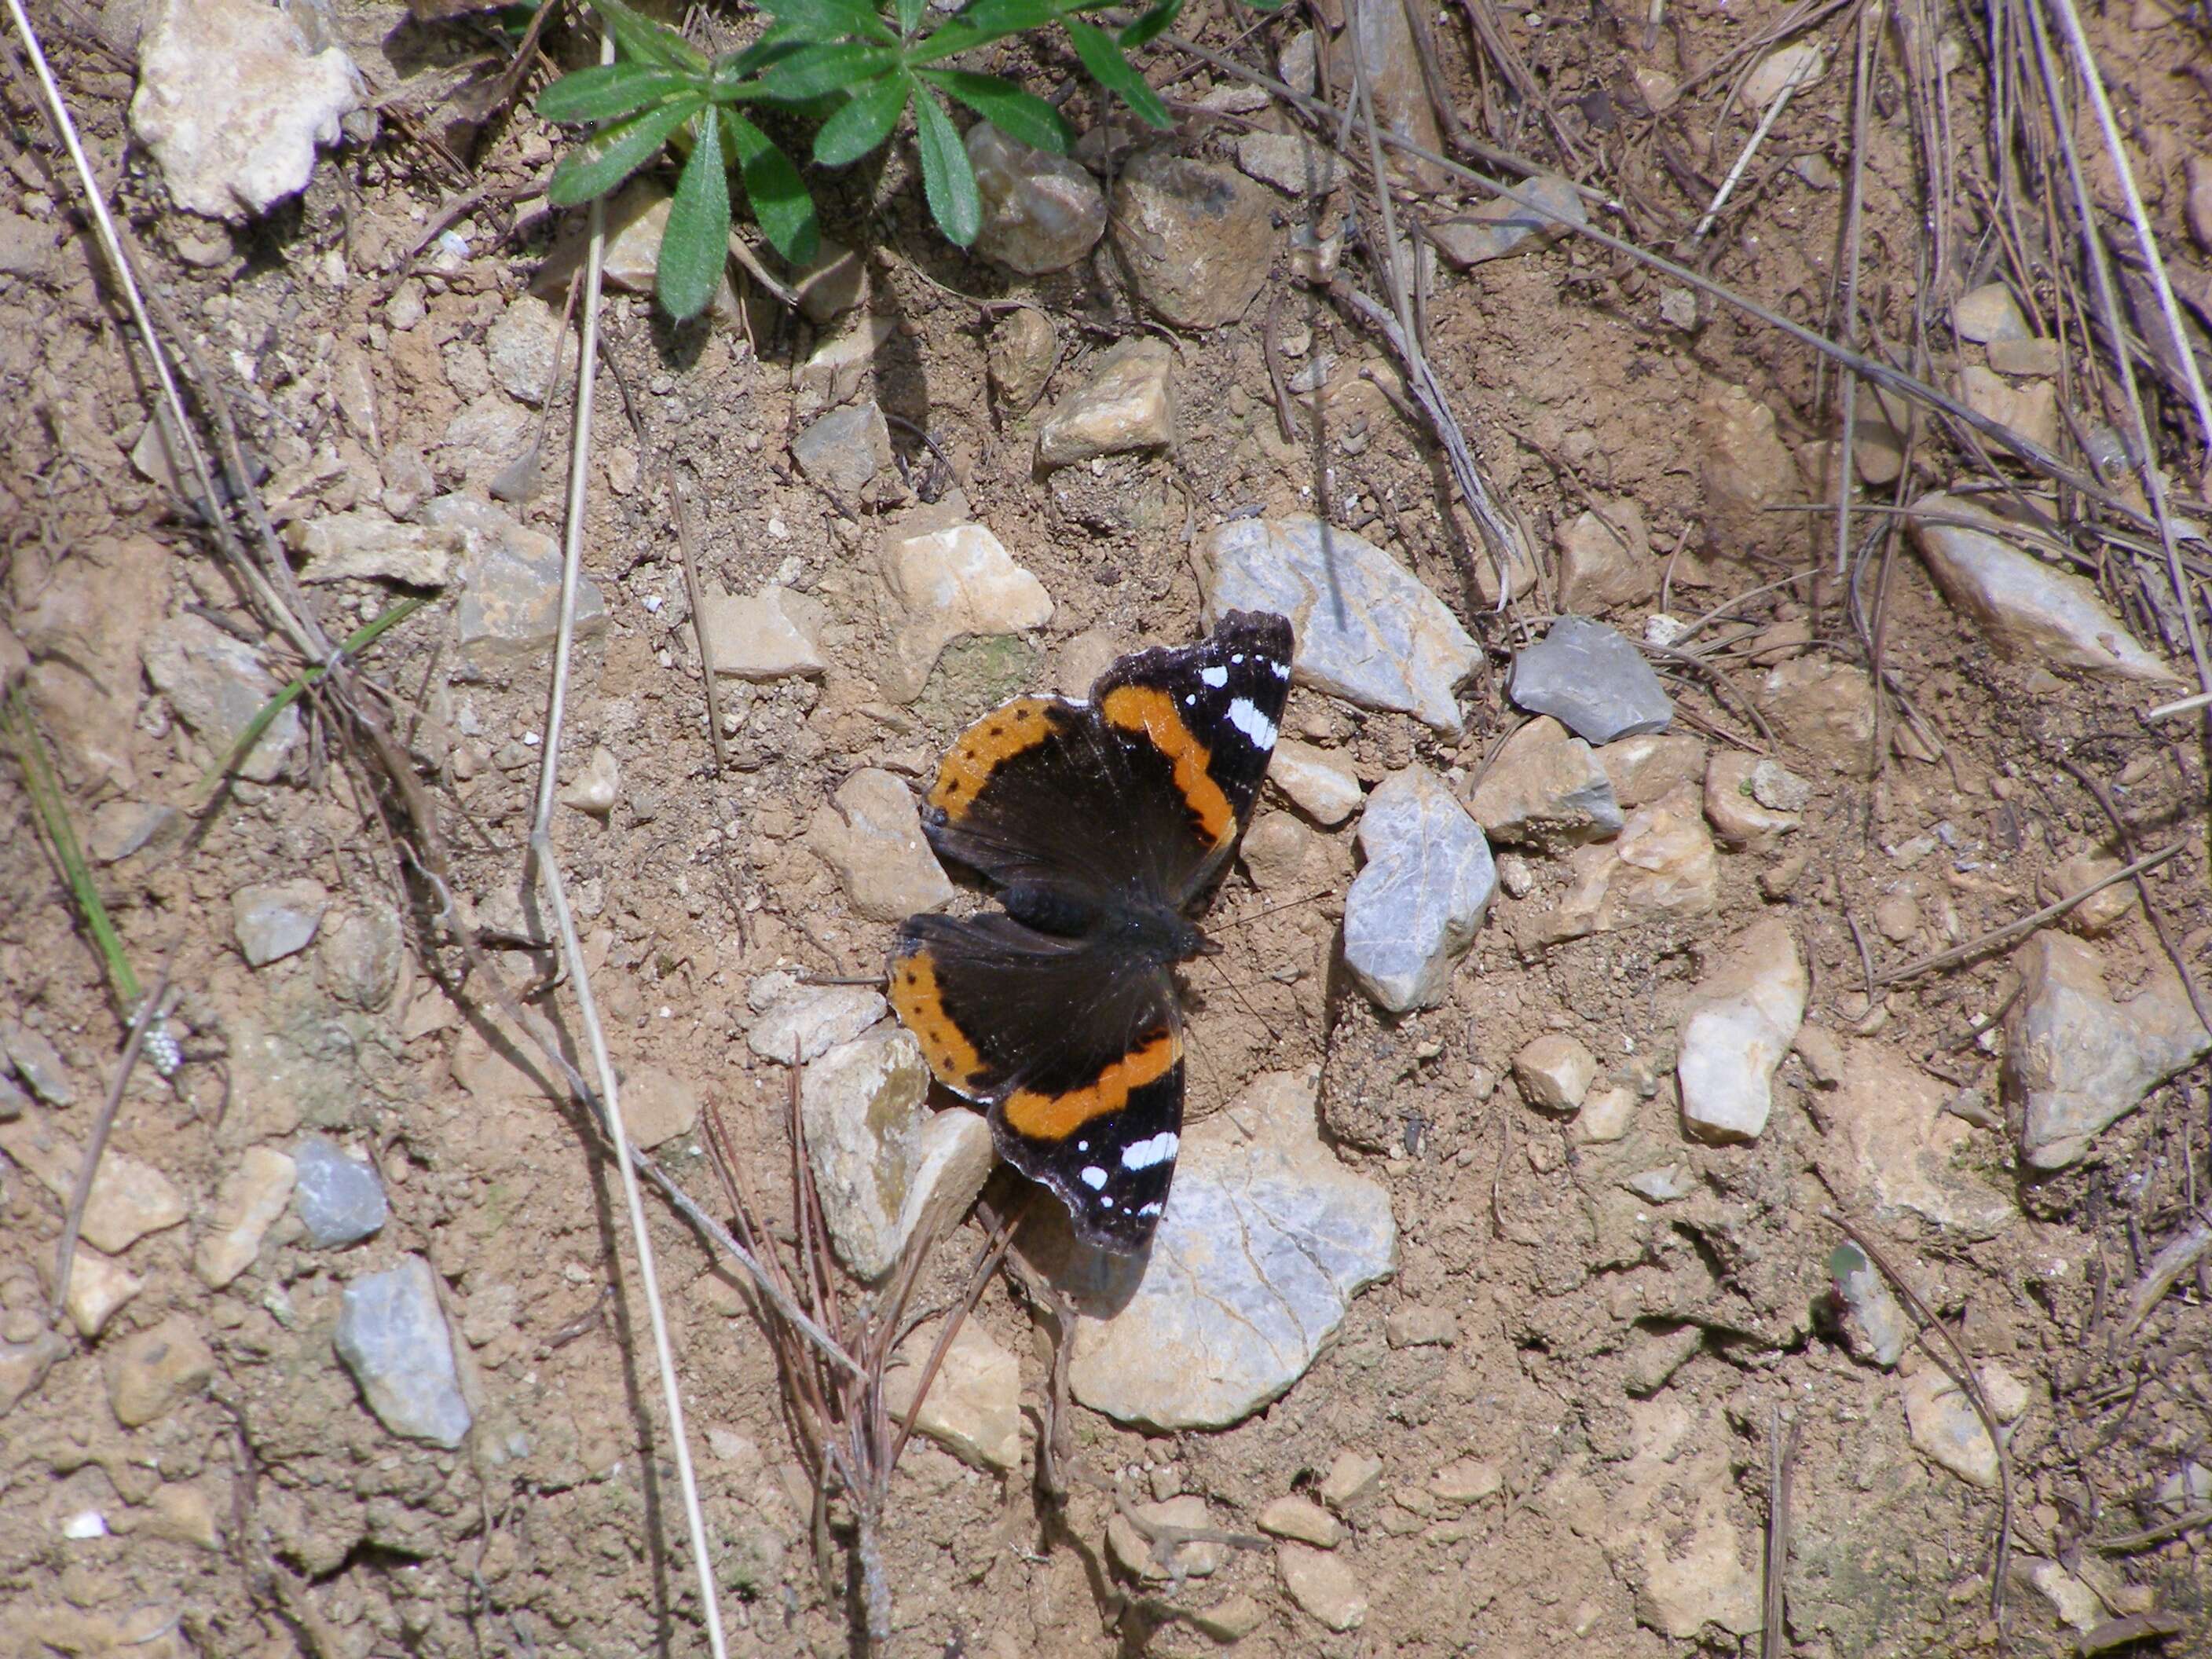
[2115, 1221, 2212, 1345]
[523, 34, 726, 1656]
[1826, 1212, 2012, 1625]
[1761, 1407, 1803, 1659]
[1872, 841, 2184, 986]
[51, 972, 176, 1324]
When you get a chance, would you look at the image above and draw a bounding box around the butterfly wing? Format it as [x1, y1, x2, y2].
[890, 912, 1181, 1254]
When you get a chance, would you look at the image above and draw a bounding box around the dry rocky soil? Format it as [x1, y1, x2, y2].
[4, 1, 2212, 1656]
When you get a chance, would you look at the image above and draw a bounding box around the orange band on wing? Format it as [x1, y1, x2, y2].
[928, 698, 1059, 821]
[1002, 1031, 1180, 1141]
[890, 947, 987, 1090]
[1097, 685, 1234, 847]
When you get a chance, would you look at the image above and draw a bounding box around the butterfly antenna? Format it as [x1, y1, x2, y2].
[1197, 948, 1284, 1046]
[1208, 888, 1337, 931]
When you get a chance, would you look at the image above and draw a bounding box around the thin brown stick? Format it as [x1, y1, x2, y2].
[1761, 1408, 1803, 1659]
[1826, 1212, 2012, 1624]
[51, 972, 174, 1323]
[2115, 1221, 2212, 1345]
[1873, 841, 2185, 986]
[669, 466, 730, 776]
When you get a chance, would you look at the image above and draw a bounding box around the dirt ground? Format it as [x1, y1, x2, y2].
[4, 0, 2212, 1655]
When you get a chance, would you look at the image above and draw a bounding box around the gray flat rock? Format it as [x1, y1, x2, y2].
[1342, 766, 1496, 1013]
[293, 1135, 389, 1247]
[2007, 931, 2211, 1169]
[1059, 1071, 1396, 1430]
[420, 493, 605, 659]
[143, 612, 304, 782]
[233, 878, 330, 967]
[1510, 616, 1673, 744]
[1198, 515, 1478, 734]
[969, 123, 1106, 276]
[335, 1256, 472, 1448]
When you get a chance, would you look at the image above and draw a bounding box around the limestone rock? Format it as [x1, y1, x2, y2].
[987, 309, 1058, 412]
[422, 493, 605, 659]
[233, 878, 329, 967]
[1430, 174, 1588, 266]
[806, 767, 957, 922]
[1197, 515, 1478, 734]
[108, 1316, 216, 1427]
[969, 123, 1107, 275]
[698, 584, 828, 680]
[1258, 1495, 1342, 1547]
[1697, 385, 1801, 561]
[1327, 0, 1439, 189]
[292, 1136, 388, 1248]
[745, 982, 887, 1064]
[1597, 733, 1708, 808]
[0, 1115, 186, 1253]
[1268, 739, 1363, 826]
[1109, 1495, 1224, 1580]
[194, 1145, 298, 1289]
[1758, 656, 1878, 775]
[879, 522, 1054, 701]
[557, 745, 620, 815]
[800, 1027, 994, 1278]
[1279, 1543, 1368, 1631]
[1826, 1042, 2012, 1235]
[143, 612, 303, 782]
[1677, 918, 1806, 1142]
[791, 401, 894, 503]
[286, 512, 460, 586]
[1236, 130, 1339, 195]
[1035, 339, 1175, 467]
[1910, 492, 2179, 684]
[1111, 150, 1276, 329]
[52, 1243, 144, 1339]
[1954, 283, 2028, 343]
[1555, 499, 1655, 613]
[1343, 767, 1496, 1012]
[1533, 783, 1719, 944]
[1468, 716, 1624, 848]
[335, 1255, 473, 1448]
[2006, 932, 2211, 1169]
[1061, 1071, 1396, 1430]
[1703, 750, 1804, 851]
[130, 0, 364, 222]
[1902, 1362, 2026, 1488]
[621, 1066, 699, 1150]
[1511, 617, 1673, 745]
[1514, 1034, 1598, 1112]
[885, 1319, 1020, 1472]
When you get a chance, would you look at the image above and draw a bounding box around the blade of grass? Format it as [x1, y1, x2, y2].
[200, 595, 429, 795]
[5, 684, 142, 1009]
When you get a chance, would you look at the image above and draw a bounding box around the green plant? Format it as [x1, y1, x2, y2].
[537, 0, 1186, 319]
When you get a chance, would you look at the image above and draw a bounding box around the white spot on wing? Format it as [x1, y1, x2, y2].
[1270, 657, 1291, 679]
[1225, 698, 1278, 750]
[1120, 1130, 1178, 1170]
[1137, 1201, 1163, 1218]
[1079, 1166, 1108, 1190]
[1199, 665, 1229, 688]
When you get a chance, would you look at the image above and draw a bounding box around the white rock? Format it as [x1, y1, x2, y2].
[130, 0, 364, 222]
[193, 1145, 298, 1290]
[0, 1115, 187, 1254]
[1236, 130, 1339, 195]
[1267, 739, 1363, 826]
[1197, 515, 1480, 734]
[1062, 1071, 1397, 1430]
[1533, 782, 1719, 944]
[800, 1027, 994, 1279]
[142, 613, 304, 782]
[1901, 1362, 2025, 1488]
[1826, 1042, 2012, 1234]
[422, 493, 606, 660]
[806, 768, 957, 922]
[1677, 918, 1806, 1142]
[1741, 41, 1826, 110]
[1258, 1495, 1342, 1547]
[51, 1243, 144, 1339]
[1703, 749, 1803, 851]
[1574, 1085, 1639, 1144]
[1278, 1543, 1368, 1631]
[745, 984, 887, 1064]
[884, 1318, 1022, 1471]
[1342, 767, 1496, 1013]
[335, 1256, 473, 1448]
[2006, 931, 2210, 1168]
[1514, 1035, 1597, 1112]
[233, 878, 330, 967]
[1035, 339, 1175, 468]
[557, 745, 620, 815]
[1910, 493, 2179, 683]
[1595, 732, 1708, 808]
[286, 512, 460, 586]
[879, 522, 1054, 701]
[700, 584, 827, 680]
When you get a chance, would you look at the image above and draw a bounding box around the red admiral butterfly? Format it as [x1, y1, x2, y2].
[889, 611, 1295, 1253]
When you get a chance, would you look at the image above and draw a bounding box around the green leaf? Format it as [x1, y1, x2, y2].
[754, 0, 899, 42]
[716, 23, 810, 86]
[895, 0, 925, 35]
[943, 0, 1066, 35]
[914, 70, 1069, 152]
[911, 88, 980, 245]
[814, 72, 911, 167]
[546, 94, 705, 206]
[537, 62, 694, 124]
[756, 41, 902, 101]
[1065, 20, 1168, 127]
[723, 111, 821, 264]
[1115, 0, 1183, 50]
[590, 0, 709, 73]
[659, 111, 731, 320]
